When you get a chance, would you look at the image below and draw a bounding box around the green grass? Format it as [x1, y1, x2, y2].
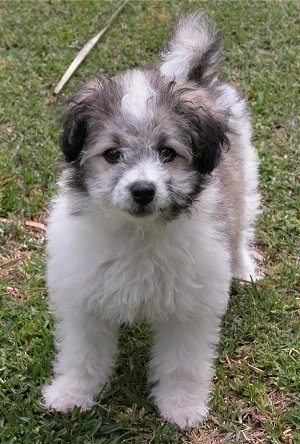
[0, 0, 299, 442]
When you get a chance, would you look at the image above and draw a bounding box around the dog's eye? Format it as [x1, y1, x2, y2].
[103, 149, 122, 163]
[159, 147, 177, 163]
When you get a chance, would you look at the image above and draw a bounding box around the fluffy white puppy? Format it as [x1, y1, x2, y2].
[43, 12, 259, 429]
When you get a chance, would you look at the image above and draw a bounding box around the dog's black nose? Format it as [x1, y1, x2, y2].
[130, 181, 156, 205]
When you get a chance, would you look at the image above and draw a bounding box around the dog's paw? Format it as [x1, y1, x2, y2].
[233, 271, 258, 283]
[153, 386, 209, 429]
[158, 399, 208, 429]
[42, 375, 95, 413]
[232, 248, 258, 282]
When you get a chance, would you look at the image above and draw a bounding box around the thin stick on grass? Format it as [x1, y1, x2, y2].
[25, 220, 46, 231]
[53, 0, 130, 95]
[0, 254, 28, 270]
[0, 217, 46, 232]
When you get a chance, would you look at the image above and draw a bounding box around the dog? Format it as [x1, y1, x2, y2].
[42, 12, 259, 429]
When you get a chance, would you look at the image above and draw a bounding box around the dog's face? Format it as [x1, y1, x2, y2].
[61, 70, 229, 221]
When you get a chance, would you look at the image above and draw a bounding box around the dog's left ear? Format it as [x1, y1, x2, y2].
[176, 100, 230, 174]
[190, 109, 229, 174]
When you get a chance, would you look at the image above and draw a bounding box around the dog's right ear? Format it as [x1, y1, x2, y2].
[60, 101, 89, 162]
[60, 76, 119, 162]
[60, 77, 104, 162]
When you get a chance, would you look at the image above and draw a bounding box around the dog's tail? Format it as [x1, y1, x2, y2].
[160, 12, 221, 83]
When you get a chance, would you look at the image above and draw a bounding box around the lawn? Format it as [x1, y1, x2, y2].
[0, 1, 299, 443]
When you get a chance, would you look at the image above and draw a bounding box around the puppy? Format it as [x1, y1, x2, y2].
[43, 12, 259, 429]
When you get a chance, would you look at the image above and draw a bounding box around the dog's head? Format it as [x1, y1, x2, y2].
[60, 14, 230, 221]
[61, 70, 229, 221]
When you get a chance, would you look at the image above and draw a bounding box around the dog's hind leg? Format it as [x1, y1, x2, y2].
[232, 233, 257, 282]
[42, 313, 118, 413]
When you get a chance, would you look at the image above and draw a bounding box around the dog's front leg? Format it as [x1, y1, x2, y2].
[149, 315, 221, 429]
[43, 312, 118, 413]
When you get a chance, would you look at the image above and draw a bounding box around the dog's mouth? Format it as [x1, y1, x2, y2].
[120, 197, 167, 218]
[127, 204, 157, 218]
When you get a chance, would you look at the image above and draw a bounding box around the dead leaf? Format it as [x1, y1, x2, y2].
[25, 220, 46, 231]
[46, 94, 58, 104]
[157, 13, 168, 22]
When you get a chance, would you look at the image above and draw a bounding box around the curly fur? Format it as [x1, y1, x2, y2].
[42, 12, 259, 429]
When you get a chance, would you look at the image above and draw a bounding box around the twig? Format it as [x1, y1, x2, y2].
[245, 362, 265, 374]
[0, 217, 46, 232]
[0, 253, 27, 270]
[54, 0, 130, 95]
[25, 220, 46, 231]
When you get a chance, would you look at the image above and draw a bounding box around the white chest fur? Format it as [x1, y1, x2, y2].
[47, 197, 231, 325]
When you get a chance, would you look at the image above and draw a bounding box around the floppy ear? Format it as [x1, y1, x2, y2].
[176, 99, 229, 174]
[59, 76, 120, 162]
[190, 109, 229, 174]
[60, 101, 89, 162]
